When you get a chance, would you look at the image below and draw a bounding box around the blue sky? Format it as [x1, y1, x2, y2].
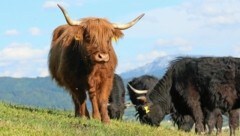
[1, 0, 240, 77]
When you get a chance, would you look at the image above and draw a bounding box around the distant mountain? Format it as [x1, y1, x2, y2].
[0, 76, 73, 110]
[120, 55, 176, 79]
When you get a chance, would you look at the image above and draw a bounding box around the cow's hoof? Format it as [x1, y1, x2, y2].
[102, 117, 110, 124]
[93, 114, 101, 121]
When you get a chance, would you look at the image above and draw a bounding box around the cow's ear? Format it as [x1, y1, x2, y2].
[74, 27, 84, 41]
[52, 25, 69, 42]
[113, 29, 124, 41]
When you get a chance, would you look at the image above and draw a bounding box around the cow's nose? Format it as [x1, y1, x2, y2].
[95, 53, 109, 62]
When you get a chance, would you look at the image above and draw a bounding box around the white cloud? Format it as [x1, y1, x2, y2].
[5, 29, 19, 36]
[183, 0, 240, 26]
[130, 0, 240, 36]
[116, 0, 240, 73]
[29, 27, 41, 36]
[0, 43, 46, 61]
[136, 50, 167, 63]
[0, 43, 49, 78]
[127, 0, 240, 57]
[156, 37, 192, 52]
[116, 62, 133, 74]
[116, 50, 167, 74]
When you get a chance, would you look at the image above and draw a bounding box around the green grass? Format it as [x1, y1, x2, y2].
[0, 102, 238, 136]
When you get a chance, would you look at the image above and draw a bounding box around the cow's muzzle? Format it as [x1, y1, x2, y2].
[94, 53, 109, 62]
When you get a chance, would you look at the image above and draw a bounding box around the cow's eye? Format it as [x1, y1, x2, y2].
[84, 35, 91, 43]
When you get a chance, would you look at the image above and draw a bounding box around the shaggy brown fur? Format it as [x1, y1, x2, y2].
[49, 18, 124, 123]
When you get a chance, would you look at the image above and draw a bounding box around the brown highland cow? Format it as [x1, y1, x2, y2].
[48, 4, 144, 123]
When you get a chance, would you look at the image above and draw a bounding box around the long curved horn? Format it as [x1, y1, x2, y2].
[112, 13, 145, 30]
[137, 96, 147, 100]
[127, 83, 148, 94]
[137, 96, 147, 103]
[57, 4, 82, 26]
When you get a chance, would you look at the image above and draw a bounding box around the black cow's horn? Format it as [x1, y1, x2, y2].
[127, 83, 148, 94]
[137, 96, 146, 100]
[57, 4, 82, 26]
[112, 13, 145, 30]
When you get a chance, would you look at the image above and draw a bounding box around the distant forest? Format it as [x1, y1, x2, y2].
[0, 77, 73, 110]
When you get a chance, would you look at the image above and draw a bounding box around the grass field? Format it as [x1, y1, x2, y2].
[0, 102, 238, 136]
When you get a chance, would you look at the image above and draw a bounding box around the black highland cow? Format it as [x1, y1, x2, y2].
[136, 57, 240, 135]
[108, 74, 126, 119]
[128, 75, 195, 132]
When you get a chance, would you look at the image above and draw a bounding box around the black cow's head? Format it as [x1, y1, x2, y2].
[136, 103, 165, 126]
[108, 103, 125, 119]
[107, 74, 126, 120]
[127, 75, 163, 125]
[127, 75, 158, 106]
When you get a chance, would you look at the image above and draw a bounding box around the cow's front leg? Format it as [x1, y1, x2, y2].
[186, 83, 204, 134]
[72, 90, 90, 118]
[206, 110, 216, 134]
[98, 78, 113, 124]
[213, 108, 223, 135]
[229, 109, 239, 136]
[89, 87, 101, 120]
[192, 105, 204, 134]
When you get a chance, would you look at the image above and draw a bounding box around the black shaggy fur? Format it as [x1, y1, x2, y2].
[128, 75, 194, 131]
[108, 74, 126, 119]
[203, 108, 223, 134]
[171, 113, 195, 132]
[137, 57, 240, 135]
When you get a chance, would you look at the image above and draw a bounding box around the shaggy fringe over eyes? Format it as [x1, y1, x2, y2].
[51, 18, 124, 49]
[80, 18, 124, 45]
[52, 25, 83, 47]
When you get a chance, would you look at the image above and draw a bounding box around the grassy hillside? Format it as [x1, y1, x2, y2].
[0, 102, 238, 136]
